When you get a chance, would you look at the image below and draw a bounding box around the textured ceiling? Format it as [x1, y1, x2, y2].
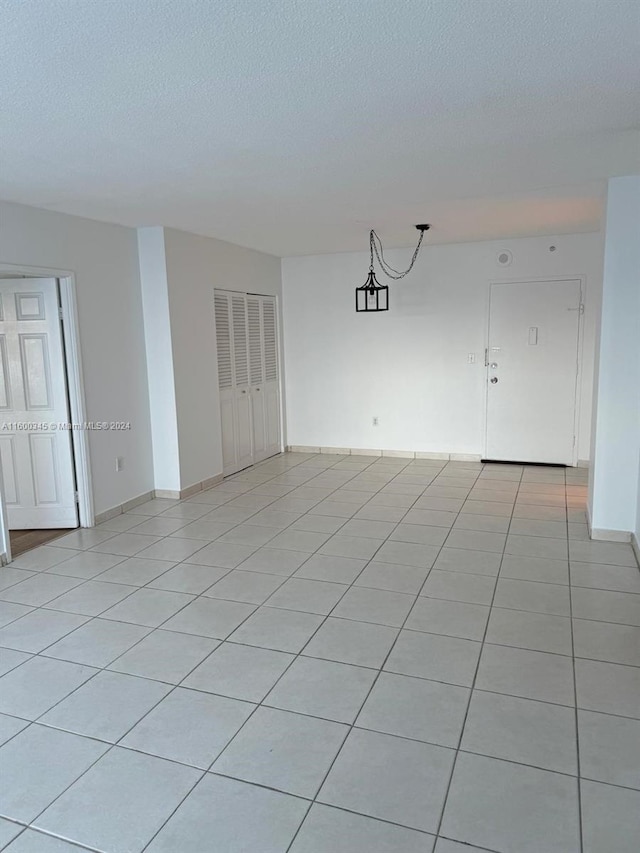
[1, 0, 639, 255]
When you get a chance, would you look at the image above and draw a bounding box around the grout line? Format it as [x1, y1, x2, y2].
[567, 463, 585, 853]
[432, 460, 523, 842]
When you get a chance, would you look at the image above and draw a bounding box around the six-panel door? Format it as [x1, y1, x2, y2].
[0, 278, 78, 528]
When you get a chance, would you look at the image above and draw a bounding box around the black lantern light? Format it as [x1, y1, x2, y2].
[356, 225, 430, 313]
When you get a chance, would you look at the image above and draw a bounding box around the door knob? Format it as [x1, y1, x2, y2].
[490, 376, 498, 384]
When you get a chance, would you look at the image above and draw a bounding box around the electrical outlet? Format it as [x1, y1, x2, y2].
[467, 353, 476, 364]
[372, 416, 379, 426]
[115, 456, 124, 472]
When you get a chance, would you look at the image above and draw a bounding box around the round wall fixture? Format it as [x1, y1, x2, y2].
[497, 250, 513, 266]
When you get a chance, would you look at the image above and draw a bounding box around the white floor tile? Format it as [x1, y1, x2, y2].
[441, 752, 580, 853]
[146, 773, 307, 853]
[265, 656, 376, 723]
[0, 724, 108, 823]
[122, 686, 254, 768]
[581, 779, 640, 853]
[357, 671, 469, 747]
[183, 641, 293, 702]
[461, 690, 577, 774]
[212, 706, 348, 798]
[33, 747, 199, 853]
[318, 728, 454, 833]
[290, 803, 434, 853]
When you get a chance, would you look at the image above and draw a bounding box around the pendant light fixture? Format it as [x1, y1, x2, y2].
[356, 224, 430, 312]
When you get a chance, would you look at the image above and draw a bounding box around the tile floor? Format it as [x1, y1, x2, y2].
[0, 452, 638, 852]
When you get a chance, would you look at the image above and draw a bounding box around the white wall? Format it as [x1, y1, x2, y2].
[282, 232, 603, 459]
[160, 227, 283, 489]
[137, 227, 181, 492]
[588, 176, 640, 538]
[0, 200, 153, 515]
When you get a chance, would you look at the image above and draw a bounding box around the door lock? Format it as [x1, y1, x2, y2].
[490, 376, 498, 384]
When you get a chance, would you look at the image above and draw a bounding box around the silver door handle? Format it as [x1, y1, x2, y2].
[490, 377, 498, 384]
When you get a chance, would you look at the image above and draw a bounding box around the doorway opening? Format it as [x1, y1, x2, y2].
[0, 265, 94, 564]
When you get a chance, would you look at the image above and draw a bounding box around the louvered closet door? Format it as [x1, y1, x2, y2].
[215, 290, 281, 475]
[247, 296, 268, 462]
[260, 296, 281, 458]
[230, 293, 253, 471]
[215, 291, 251, 475]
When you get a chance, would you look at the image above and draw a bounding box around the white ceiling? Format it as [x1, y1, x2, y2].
[1, 0, 639, 256]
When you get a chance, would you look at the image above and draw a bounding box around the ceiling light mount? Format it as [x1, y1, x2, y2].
[356, 224, 431, 313]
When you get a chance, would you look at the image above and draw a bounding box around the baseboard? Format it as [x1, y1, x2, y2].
[94, 490, 155, 525]
[155, 474, 224, 501]
[632, 532, 640, 567]
[0, 552, 7, 566]
[577, 459, 590, 468]
[285, 445, 482, 462]
[93, 476, 225, 525]
[590, 527, 632, 543]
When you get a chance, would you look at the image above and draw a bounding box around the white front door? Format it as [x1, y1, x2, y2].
[0, 279, 78, 528]
[485, 279, 582, 465]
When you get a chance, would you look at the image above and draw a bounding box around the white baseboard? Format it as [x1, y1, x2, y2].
[577, 459, 590, 468]
[586, 505, 634, 544]
[590, 527, 632, 543]
[155, 474, 223, 501]
[94, 490, 155, 525]
[632, 532, 640, 566]
[285, 445, 482, 462]
[88, 475, 226, 526]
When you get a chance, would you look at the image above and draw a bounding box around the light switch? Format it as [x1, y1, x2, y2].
[528, 327, 538, 346]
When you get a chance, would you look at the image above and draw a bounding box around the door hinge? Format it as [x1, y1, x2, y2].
[74, 490, 80, 504]
[579, 303, 585, 315]
[58, 306, 64, 320]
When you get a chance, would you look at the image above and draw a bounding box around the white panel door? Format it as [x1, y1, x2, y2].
[0, 279, 78, 528]
[485, 279, 582, 465]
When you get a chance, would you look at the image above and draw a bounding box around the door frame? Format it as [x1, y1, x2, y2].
[481, 275, 586, 467]
[0, 263, 94, 563]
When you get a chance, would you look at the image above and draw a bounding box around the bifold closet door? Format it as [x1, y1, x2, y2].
[247, 295, 281, 464]
[215, 290, 281, 475]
